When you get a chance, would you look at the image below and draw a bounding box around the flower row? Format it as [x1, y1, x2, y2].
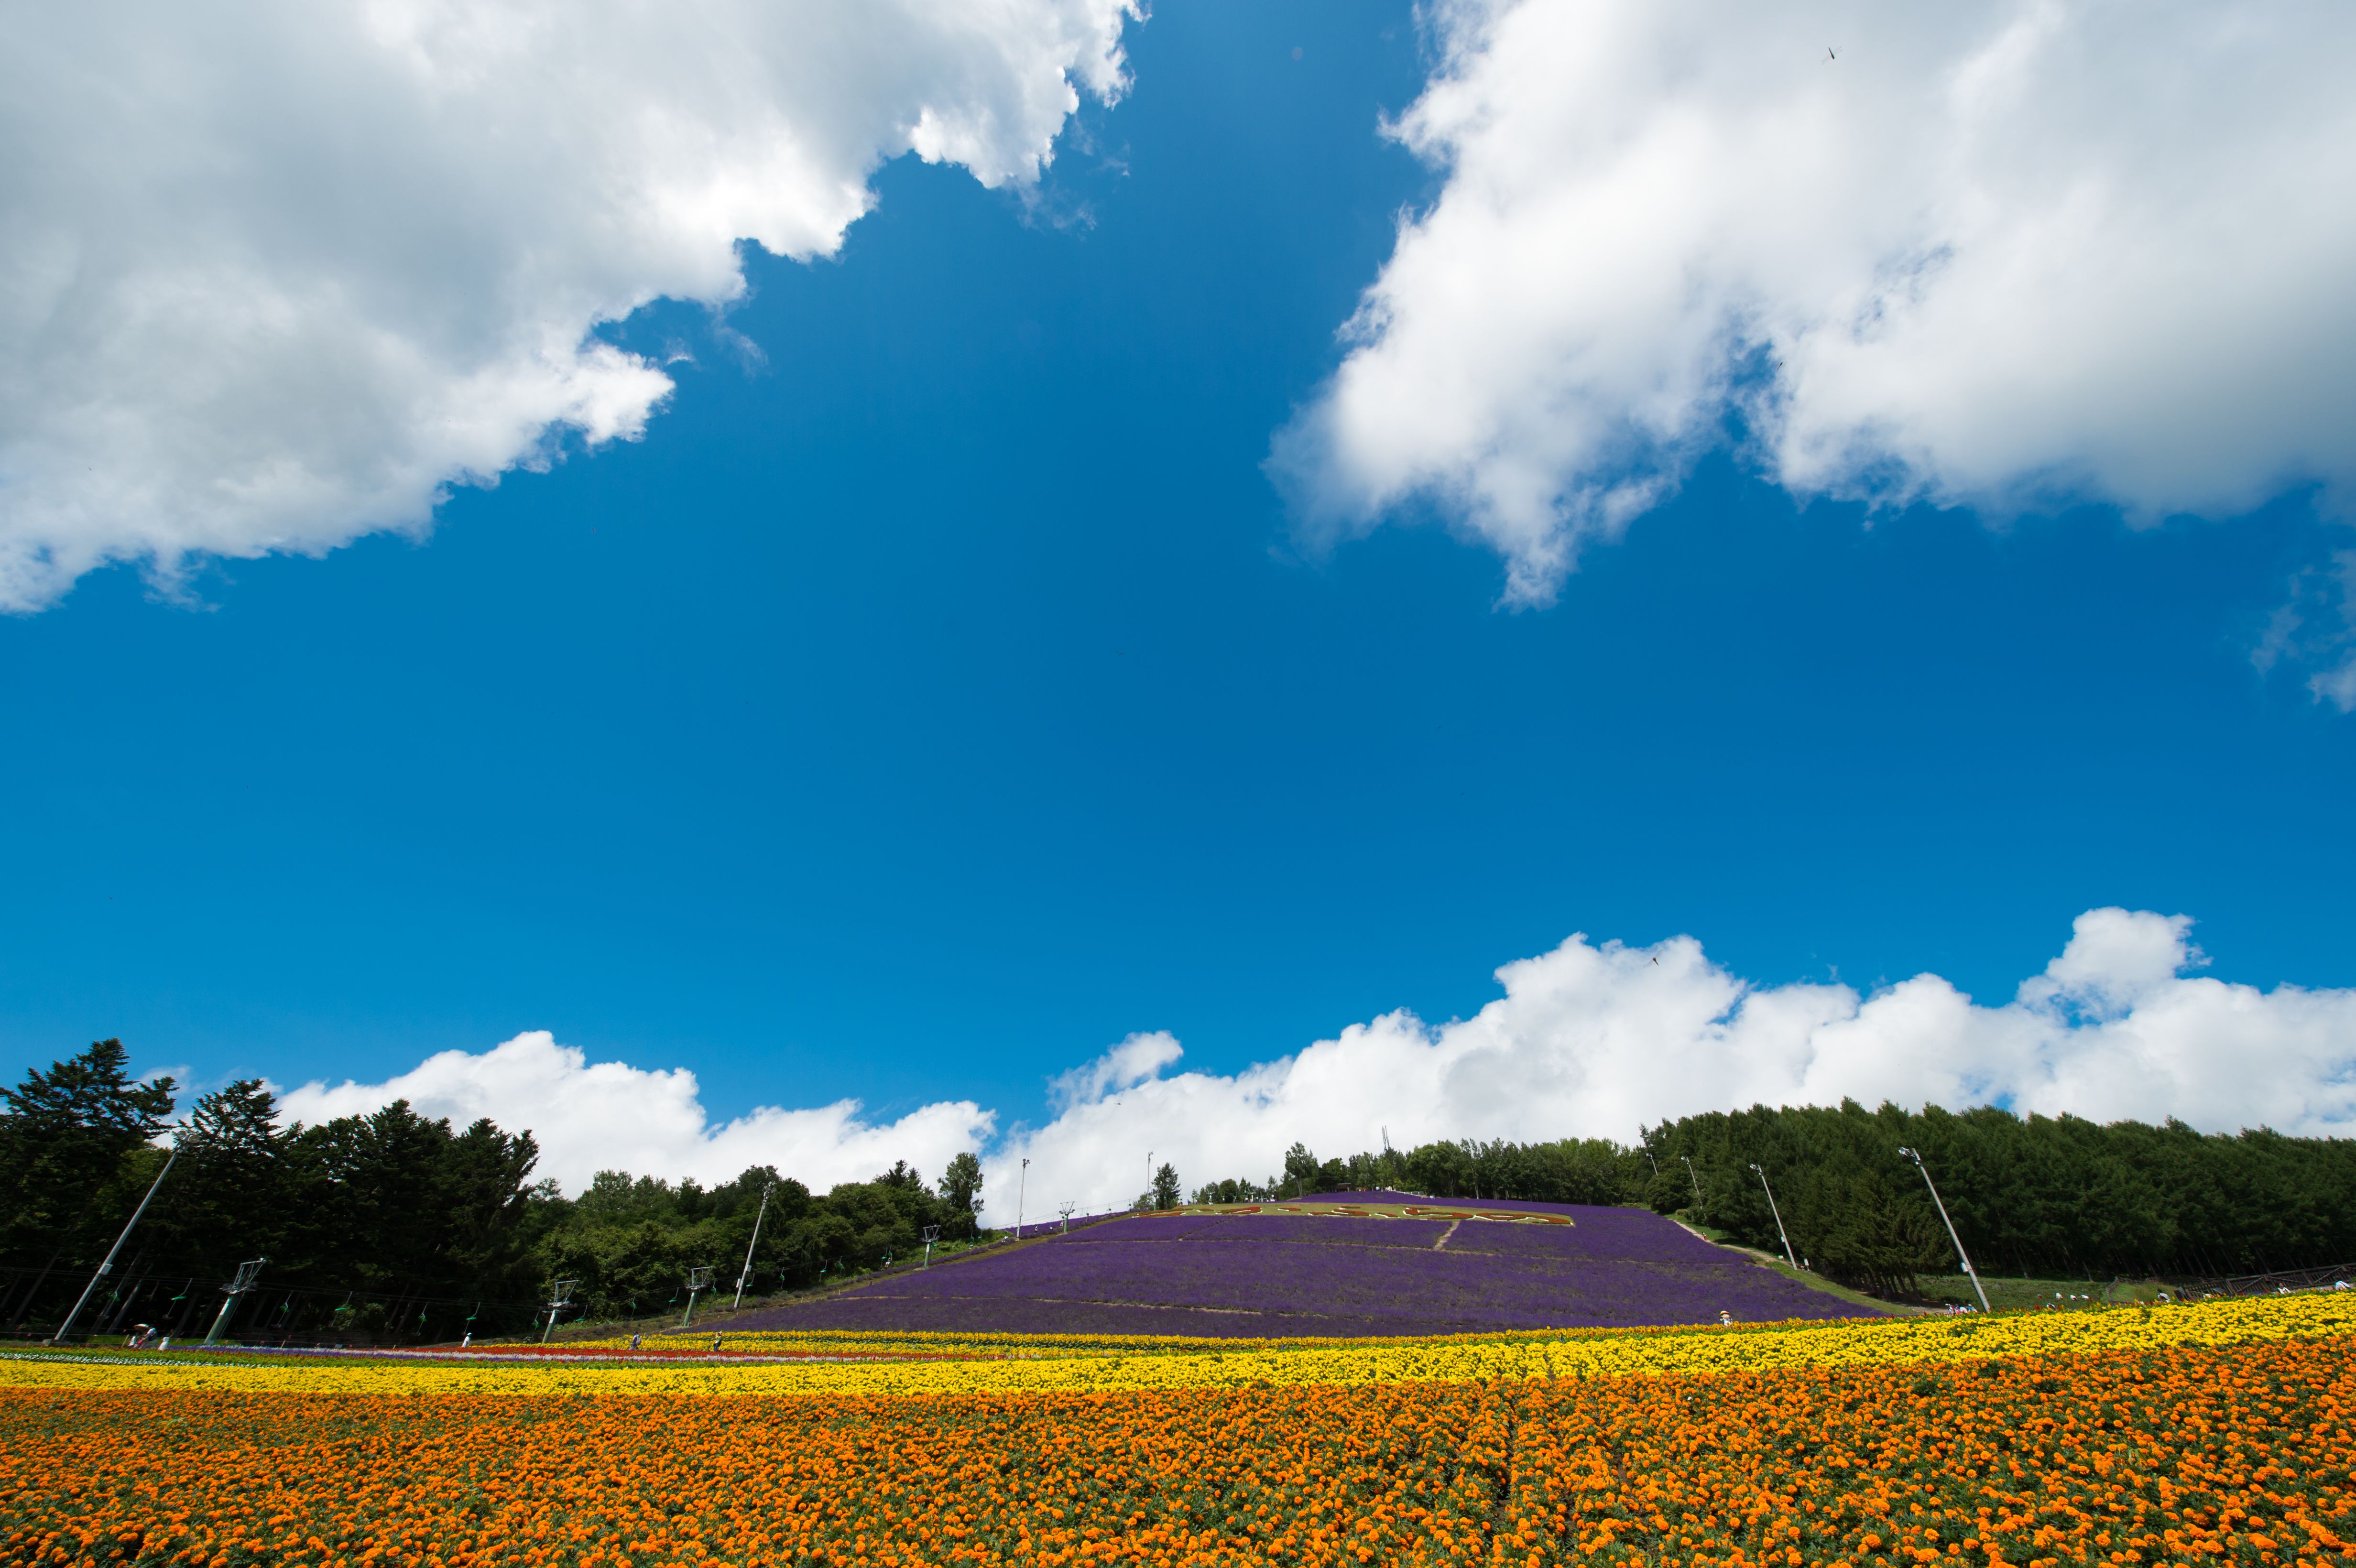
[3, 1295, 2348, 1401]
[2, 1333, 2347, 1568]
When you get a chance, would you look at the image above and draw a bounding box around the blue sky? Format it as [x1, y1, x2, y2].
[5, 2, 2355, 1198]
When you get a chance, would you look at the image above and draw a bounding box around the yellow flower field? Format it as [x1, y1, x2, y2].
[4, 1295, 2348, 1400]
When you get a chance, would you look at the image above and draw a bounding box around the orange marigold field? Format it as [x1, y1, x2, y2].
[3, 1338, 2349, 1568]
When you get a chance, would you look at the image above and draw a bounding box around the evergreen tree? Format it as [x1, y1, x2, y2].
[938, 1152, 983, 1218]
[161, 1079, 297, 1275]
[0, 1040, 175, 1326]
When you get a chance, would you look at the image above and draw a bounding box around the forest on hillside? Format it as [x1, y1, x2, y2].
[6, 1037, 2354, 1339]
[0, 1041, 980, 1340]
[1216, 1103, 2356, 1294]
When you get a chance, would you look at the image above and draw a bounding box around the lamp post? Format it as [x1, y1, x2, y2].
[732, 1183, 775, 1310]
[1679, 1155, 1703, 1208]
[1017, 1157, 1029, 1239]
[1749, 1163, 1798, 1269]
[53, 1144, 178, 1344]
[1897, 1146, 1990, 1314]
[1143, 1151, 1153, 1212]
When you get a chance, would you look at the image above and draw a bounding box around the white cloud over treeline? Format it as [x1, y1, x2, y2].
[279, 1033, 993, 1198]
[277, 910, 2356, 1207]
[0, 0, 1137, 610]
[1273, 0, 2356, 608]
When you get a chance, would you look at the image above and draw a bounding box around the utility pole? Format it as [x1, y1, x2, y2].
[732, 1183, 775, 1309]
[53, 1144, 178, 1345]
[1749, 1162, 1798, 1269]
[1898, 1146, 1991, 1314]
[203, 1259, 267, 1348]
[681, 1266, 715, 1328]
[1017, 1157, 1029, 1238]
[540, 1278, 578, 1344]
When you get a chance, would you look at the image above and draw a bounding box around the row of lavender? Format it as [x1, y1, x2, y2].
[733, 1193, 1873, 1338]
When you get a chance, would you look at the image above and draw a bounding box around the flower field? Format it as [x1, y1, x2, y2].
[2, 1294, 2346, 1399]
[728, 1202, 1862, 1338]
[2, 1298, 2352, 1568]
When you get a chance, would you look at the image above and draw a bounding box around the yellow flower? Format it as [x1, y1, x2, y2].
[2, 1294, 2346, 1398]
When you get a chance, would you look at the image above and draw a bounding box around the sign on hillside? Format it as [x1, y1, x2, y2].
[1147, 1201, 1573, 1226]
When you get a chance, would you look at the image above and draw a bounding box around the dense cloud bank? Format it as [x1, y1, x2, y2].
[0, 0, 1136, 610]
[276, 909, 2356, 1208]
[1273, 0, 2356, 610]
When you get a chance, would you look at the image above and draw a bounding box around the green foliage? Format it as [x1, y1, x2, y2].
[528, 1159, 980, 1317]
[1639, 1100, 2356, 1289]
[1150, 1162, 1180, 1210]
[0, 1039, 176, 1268]
[938, 1151, 983, 1216]
[0, 1057, 567, 1336]
[1203, 1103, 2356, 1295]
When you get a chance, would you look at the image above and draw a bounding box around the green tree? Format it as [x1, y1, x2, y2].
[1150, 1162, 1180, 1210]
[938, 1152, 983, 1218]
[160, 1079, 298, 1275]
[0, 1040, 175, 1328]
[440, 1117, 545, 1298]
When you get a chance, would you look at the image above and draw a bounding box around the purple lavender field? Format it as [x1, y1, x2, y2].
[731, 1193, 1882, 1338]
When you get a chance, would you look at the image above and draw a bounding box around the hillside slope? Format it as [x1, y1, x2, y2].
[730, 1193, 1882, 1338]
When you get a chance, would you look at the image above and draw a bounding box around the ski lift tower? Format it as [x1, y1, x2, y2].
[203, 1258, 268, 1348]
[540, 1278, 579, 1345]
[1058, 1201, 1077, 1234]
[680, 1266, 716, 1328]
[921, 1224, 941, 1269]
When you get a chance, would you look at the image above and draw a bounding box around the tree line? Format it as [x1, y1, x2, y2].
[1203, 1103, 2356, 1293]
[11, 1036, 2354, 1336]
[0, 1041, 983, 1341]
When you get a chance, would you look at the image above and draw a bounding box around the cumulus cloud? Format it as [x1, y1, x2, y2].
[997, 907, 2356, 1211]
[278, 910, 2356, 1208]
[1047, 1030, 1183, 1111]
[0, 0, 1136, 610]
[1271, 0, 2356, 605]
[277, 1030, 992, 1195]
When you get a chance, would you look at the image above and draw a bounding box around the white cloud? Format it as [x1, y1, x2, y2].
[277, 910, 2356, 1208]
[1271, 0, 2356, 605]
[997, 907, 2356, 1210]
[2255, 547, 2356, 712]
[0, 0, 1137, 610]
[1047, 1029, 1182, 1111]
[277, 1030, 992, 1195]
